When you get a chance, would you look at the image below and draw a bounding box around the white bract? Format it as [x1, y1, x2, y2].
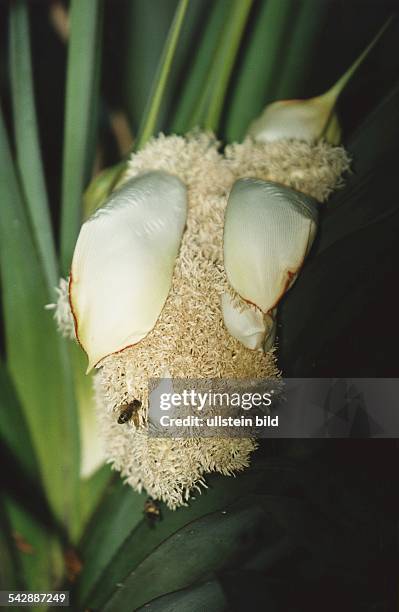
[221, 293, 276, 352]
[223, 178, 318, 347]
[247, 93, 340, 144]
[70, 171, 187, 372]
[246, 19, 392, 145]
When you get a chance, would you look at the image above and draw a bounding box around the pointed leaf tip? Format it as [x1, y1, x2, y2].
[247, 16, 394, 144]
[70, 171, 187, 372]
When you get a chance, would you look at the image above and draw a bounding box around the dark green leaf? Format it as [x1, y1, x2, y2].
[0, 105, 81, 538]
[278, 82, 399, 376]
[0, 359, 39, 481]
[135, 0, 190, 149]
[274, 0, 330, 100]
[77, 459, 297, 609]
[102, 502, 266, 611]
[60, 0, 104, 274]
[2, 495, 64, 592]
[78, 464, 112, 537]
[190, 0, 253, 132]
[124, 0, 178, 131]
[0, 502, 21, 591]
[171, 0, 231, 134]
[224, 0, 296, 142]
[75, 479, 148, 604]
[135, 580, 228, 612]
[9, 0, 58, 290]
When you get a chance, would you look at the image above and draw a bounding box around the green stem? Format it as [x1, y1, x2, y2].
[135, 0, 189, 150]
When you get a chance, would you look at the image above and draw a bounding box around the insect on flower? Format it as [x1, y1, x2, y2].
[117, 399, 142, 427]
[143, 497, 161, 526]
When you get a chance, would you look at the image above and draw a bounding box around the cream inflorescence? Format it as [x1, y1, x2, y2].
[52, 132, 350, 508]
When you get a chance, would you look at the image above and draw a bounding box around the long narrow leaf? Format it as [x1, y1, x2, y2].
[60, 0, 104, 274]
[78, 465, 112, 536]
[0, 105, 80, 539]
[191, 0, 253, 132]
[126, 0, 206, 136]
[170, 0, 231, 133]
[0, 502, 21, 591]
[9, 0, 58, 290]
[3, 495, 64, 594]
[0, 359, 39, 482]
[274, 0, 330, 100]
[278, 81, 399, 376]
[69, 342, 104, 481]
[77, 459, 296, 608]
[76, 480, 147, 605]
[225, 0, 295, 142]
[135, 0, 189, 149]
[124, 0, 178, 131]
[103, 503, 266, 611]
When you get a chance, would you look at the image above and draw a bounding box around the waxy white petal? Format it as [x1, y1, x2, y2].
[221, 293, 276, 352]
[70, 171, 187, 372]
[224, 179, 318, 314]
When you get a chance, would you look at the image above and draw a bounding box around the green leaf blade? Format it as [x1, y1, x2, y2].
[225, 0, 296, 142]
[201, 0, 253, 132]
[103, 503, 265, 611]
[2, 495, 64, 595]
[0, 359, 39, 482]
[273, 0, 330, 100]
[9, 0, 58, 290]
[170, 0, 231, 134]
[77, 459, 295, 609]
[0, 106, 80, 539]
[60, 0, 104, 274]
[135, 0, 190, 150]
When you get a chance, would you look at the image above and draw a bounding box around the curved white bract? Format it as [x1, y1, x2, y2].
[224, 179, 318, 315]
[221, 293, 276, 352]
[247, 97, 340, 144]
[70, 171, 187, 372]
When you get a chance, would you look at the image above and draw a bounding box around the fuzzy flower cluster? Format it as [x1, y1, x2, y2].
[52, 132, 350, 508]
